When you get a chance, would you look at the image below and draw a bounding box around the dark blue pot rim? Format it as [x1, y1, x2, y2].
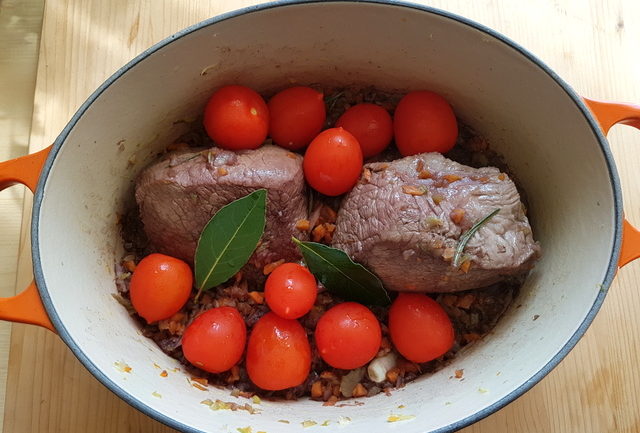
[30, 1, 622, 432]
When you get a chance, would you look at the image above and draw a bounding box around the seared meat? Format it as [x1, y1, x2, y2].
[332, 153, 539, 293]
[135, 145, 308, 273]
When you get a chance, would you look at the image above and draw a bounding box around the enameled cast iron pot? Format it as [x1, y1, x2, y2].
[1, 1, 640, 432]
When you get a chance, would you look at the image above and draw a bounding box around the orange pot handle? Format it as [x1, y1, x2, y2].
[0, 146, 56, 331]
[584, 98, 640, 268]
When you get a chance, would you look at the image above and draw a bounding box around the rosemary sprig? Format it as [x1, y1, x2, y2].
[452, 208, 501, 268]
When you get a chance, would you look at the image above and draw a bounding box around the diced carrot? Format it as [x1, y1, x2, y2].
[418, 170, 432, 179]
[402, 185, 427, 196]
[416, 160, 424, 172]
[456, 294, 475, 309]
[352, 383, 368, 398]
[363, 168, 372, 183]
[498, 173, 506, 181]
[286, 152, 298, 159]
[263, 259, 285, 275]
[226, 365, 240, 384]
[454, 369, 464, 379]
[386, 368, 400, 384]
[450, 208, 465, 224]
[312, 224, 327, 242]
[478, 176, 489, 182]
[192, 377, 208, 386]
[123, 260, 137, 272]
[296, 219, 311, 232]
[323, 223, 336, 243]
[311, 381, 323, 398]
[191, 382, 207, 391]
[322, 206, 338, 223]
[320, 371, 339, 383]
[332, 384, 341, 397]
[323, 395, 338, 406]
[443, 174, 462, 183]
[432, 194, 445, 205]
[160, 370, 168, 377]
[217, 167, 228, 176]
[460, 260, 472, 273]
[248, 291, 264, 304]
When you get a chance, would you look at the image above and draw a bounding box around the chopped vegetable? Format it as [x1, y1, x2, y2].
[152, 391, 162, 398]
[114, 361, 132, 373]
[450, 208, 465, 224]
[248, 291, 264, 304]
[454, 369, 464, 379]
[387, 414, 416, 422]
[263, 259, 285, 275]
[339, 367, 365, 397]
[402, 185, 427, 196]
[302, 420, 318, 428]
[443, 174, 462, 183]
[296, 219, 311, 232]
[367, 352, 397, 383]
[160, 370, 168, 377]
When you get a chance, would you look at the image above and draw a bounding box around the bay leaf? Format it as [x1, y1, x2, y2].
[292, 238, 390, 306]
[195, 189, 266, 294]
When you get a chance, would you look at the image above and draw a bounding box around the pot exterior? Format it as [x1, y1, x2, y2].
[31, 2, 622, 432]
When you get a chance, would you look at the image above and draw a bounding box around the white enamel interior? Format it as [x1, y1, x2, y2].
[35, 3, 616, 433]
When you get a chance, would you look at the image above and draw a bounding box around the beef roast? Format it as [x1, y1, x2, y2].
[135, 145, 308, 273]
[332, 153, 539, 293]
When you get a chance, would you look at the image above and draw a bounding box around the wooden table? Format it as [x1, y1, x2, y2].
[2, 1, 640, 432]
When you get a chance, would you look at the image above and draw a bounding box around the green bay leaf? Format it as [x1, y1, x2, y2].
[292, 238, 390, 306]
[195, 189, 266, 294]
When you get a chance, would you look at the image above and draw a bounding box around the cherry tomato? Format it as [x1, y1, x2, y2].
[203, 85, 269, 150]
[303, 127, 363, 196]
[246, 312, 311, 390]
[265, 263, 317, 319]
[393, 90, 458, 156]
[335, 103, 393, 158]
[268, 86, 326, 150]
[129, 253, 193, 324]
[388, 293, 454, 363]
[182, 307, 246, 373]
[314, 302, 381, 369]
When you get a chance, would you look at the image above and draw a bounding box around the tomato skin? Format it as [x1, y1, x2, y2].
[246, 312, 311, 390]
[265, 263, 317, 319]
[388, 293, 454, 363]
[303, 127, 363, 196]
[314, 302, 381, 369]
[129, 253, 192, 324]
[393, 91, 458, 156]
[182, 307, 246, 373]
[268, 86, 326, 150]
[335, 103, 393, 157]
[203, 85, 269, 150]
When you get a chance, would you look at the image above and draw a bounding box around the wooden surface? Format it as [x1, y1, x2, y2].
[2, 0, 640, 432]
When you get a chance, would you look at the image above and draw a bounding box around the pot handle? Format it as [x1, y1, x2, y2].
[0, 146, 56, 331]
[584, 98, 640, 268]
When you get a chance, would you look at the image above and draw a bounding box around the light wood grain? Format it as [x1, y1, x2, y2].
[3, 1, 640, 432]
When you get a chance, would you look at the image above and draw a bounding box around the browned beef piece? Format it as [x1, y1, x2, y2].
[332, 153, 539, 293]
[135, 145, 308, 274]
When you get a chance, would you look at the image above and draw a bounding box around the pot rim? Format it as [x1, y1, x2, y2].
[30, 1, 623, 432]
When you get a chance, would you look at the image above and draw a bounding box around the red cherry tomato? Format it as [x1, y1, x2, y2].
[388, 293, 454, 363]
[393, 91, 458, 156]
[314, 302, 381, 369]
[303, 127, 363, 196]
[203, 85, 269, 150]
[265, 263, 317, 319]
[181, 307, 246, 373]
[246, 312, 311, 390]
[268, 86, 326, 150]
[335, 103, 393, 158]
[129, 253, 192, 324]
